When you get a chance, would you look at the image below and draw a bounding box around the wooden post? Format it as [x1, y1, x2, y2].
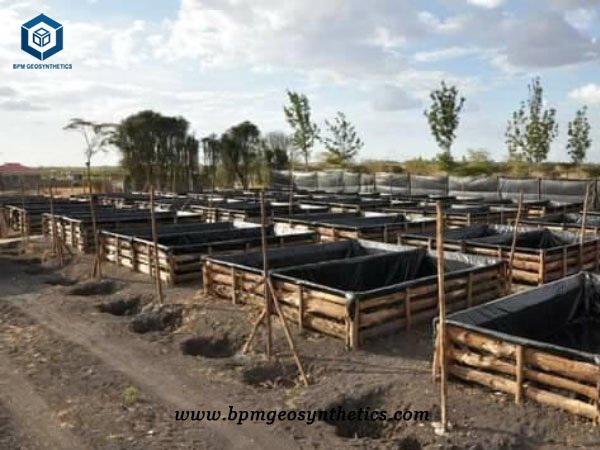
[49, 179, 64, 266]
[260, 191, 273, 358]
[266, 279, 309, 386]
[580, 183, 591, 271]
[297, 285, 304, 332]
[288, 155, 294, 222]
[435, 200, 448, 433]
[19, 176, 29, 253]
[466, 272, 473, 307]
[231, 267, 238, 304]
[88, 164, 101, 279]
[405, 289, 412, 331]
[515, 344, 524, 404]
[150, 187, 164, 303]
[596, 371, 600, 426]
[508, 191, 524, 291]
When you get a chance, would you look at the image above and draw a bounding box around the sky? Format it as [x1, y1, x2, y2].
[1, 0, 600, 167]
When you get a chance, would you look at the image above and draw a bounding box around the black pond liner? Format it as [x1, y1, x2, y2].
[523, 213, 600, 228]
[273, 212, 361, 226]
[383, 204, 494, 216]
[203, 239, 396, 272]
[156, 226, 264, 247]
[310, 214, 424, 231]
[101, 221, 234, 240]
[445, 272, 600, 362]
[405, 224, 574, 250]
[273, 248, 474, 296]
[103, 224, 315, 257]
[57, 210, 178, 225]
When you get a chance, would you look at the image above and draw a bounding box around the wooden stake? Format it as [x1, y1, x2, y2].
[49, 179, 64, 266]
[150, 186, 164, 303]
[580, 183, 591, 270]
[88, 164, 101, 279]
[260, 191, 273, 358]
[435, 200, 448, 433]
[19, 176, 29, 253]
[288, 152, 294, 222]
[515, 344, 524, 404]
[508, 191, 524, 291]
[267, 278, 309, 386]
[242, 309, 267, 354]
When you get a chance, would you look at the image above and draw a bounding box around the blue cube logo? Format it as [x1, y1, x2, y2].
[33, 27, 50, 47]
[21, 14, 63, 61]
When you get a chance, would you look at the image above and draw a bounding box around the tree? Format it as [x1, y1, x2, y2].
[63, 119, 114, 194]
[567, 106, 591, 167]
[506, 77, 558, 171]
[320, 112, 363, 167]
[262, 132, 291, 170]
[219, 121, 261, 189]
[453, 149, 496, 176]
[283, 90, 319, 166]
[201, 134, 221, 192]
[424, 81, 465, 171]
[110, 110, 199, 191]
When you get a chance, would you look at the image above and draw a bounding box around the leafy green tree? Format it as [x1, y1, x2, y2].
[321, 112, 363, 167]
[110, 110, 199, 191]
[63, 118, 114, 194]
[262, 131, 291, 170]
[201, 134, 221, 192]
[453, 149, 496, 176]
[219, 121, 261, 189]
[424, 81, 465, 171]
[283, 90, 319, 166]
[506, 77, 558, 171]
[567, 106, 591, 166]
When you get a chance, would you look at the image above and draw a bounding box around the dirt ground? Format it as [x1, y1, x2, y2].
[2, 239, 600, 449]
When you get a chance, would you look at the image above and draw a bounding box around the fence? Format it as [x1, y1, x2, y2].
[271, 171, 597, 205]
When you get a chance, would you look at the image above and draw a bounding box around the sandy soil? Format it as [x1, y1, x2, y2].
[1, 240, 600, 449]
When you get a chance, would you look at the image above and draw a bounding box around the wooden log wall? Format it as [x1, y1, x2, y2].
[520, 222, 600, 237]
[397, 236, 600, 285]
[446, 324, 600, 421]
[385, 209, 518, 228]
[314, 221, 436, 243]
[204, 261, 507, 348]
[524, 203, 582, 218]
[102, 232, 316, 285]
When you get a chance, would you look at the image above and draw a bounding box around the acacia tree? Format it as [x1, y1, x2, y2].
[201, 134, 221, 193]
[321, 112, 363, 167]
[111, 110, 199, 191]
[63, 119, 114, 194]
[219, 121, 261, 189]
[424, 81, 465, 172]
[506, 77, 558, 172]
[283, 90, 319, 166]
[567, 106, 591, 167]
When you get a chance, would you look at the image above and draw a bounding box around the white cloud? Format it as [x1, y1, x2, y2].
[371, 84, 420, 111]
[417, 11, 466, 33]
[466, 0, 505, 8]
[569, 83, 600, 104]
[565, 7, 598, 31]
[414, 46, 475, 62]
[502, 12, 600, 67]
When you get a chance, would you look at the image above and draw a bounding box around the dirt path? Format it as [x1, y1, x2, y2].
[0, 354, 85, 450]
[3, 292, 300, 450]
